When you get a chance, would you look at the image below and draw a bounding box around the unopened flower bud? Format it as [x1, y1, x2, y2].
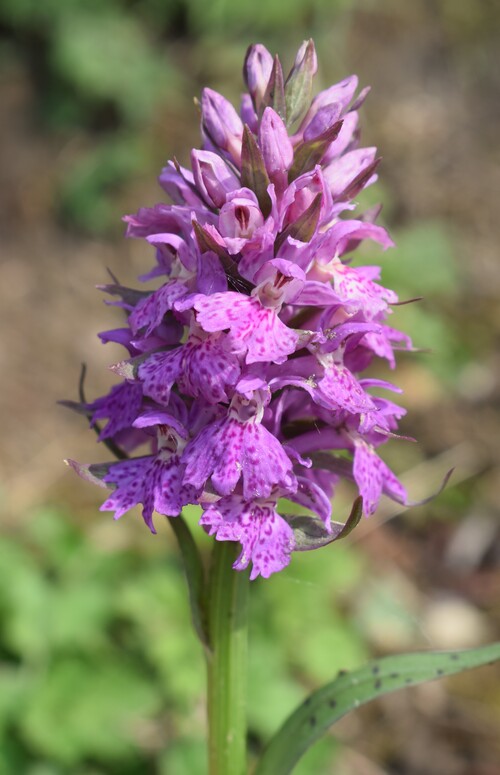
[201, 88, 244, 163]
[243, 43, 274, 111]
[259, 107, 293, 194]
[191, 150, 239, 208]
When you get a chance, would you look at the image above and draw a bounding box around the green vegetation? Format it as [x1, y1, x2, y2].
[0, 507, 366, 773]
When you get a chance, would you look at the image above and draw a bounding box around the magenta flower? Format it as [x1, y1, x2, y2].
[67, 41, 413, 579]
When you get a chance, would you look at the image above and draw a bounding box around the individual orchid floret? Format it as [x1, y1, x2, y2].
[182, 386, 296, 500]
[200, 493, 295, 580]
[191, 150, 240, 209]
[131, 325, 240, 406]
[192, 260, 305, 365]
[66, 40, 419, 579]
[218, 189, 265, 253]
[67, 413, 195, 533]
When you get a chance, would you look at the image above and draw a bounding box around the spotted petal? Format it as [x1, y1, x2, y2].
[194, 293, 298, 364]
[130, 280, 190, 337]
[101, 453, 192, 532]
[182, 418, 296, 499]
[200, 495, 295, 579]
[86, 381, 143, 440]
[353, 442, 407, 516]
[316, 362, 377, 415]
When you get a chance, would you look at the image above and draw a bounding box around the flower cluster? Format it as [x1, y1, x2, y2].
[67, 41, 412, 579]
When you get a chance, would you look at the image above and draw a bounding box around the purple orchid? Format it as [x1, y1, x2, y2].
[67, 41, 414, 579]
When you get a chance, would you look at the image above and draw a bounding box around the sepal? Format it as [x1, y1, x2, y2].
[337, 157, 381, 201]
[191, 150, 239, 208]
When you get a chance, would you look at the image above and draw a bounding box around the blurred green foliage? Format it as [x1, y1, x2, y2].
[355, 180, 463, 384]
[0, 508, 367, 772]
[378, 220, 465, 384]
[0, 0, 349, 234]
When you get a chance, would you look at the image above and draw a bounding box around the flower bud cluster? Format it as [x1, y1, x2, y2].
[68, 41, 412, 579]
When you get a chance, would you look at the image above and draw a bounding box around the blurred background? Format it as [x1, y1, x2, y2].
[0, 0, 499, 773]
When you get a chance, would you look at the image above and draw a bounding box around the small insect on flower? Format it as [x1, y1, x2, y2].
[66, 40, 413, 579]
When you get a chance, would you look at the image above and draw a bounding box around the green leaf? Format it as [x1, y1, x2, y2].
[254, 642, 500, 775]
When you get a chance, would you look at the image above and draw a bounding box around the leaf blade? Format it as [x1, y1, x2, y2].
[254, 642, 500, 775]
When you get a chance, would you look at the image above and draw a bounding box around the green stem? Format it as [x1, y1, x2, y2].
[206, 541, 249, 775]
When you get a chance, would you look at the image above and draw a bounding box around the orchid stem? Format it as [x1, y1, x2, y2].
[207, 541, 249, 775]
